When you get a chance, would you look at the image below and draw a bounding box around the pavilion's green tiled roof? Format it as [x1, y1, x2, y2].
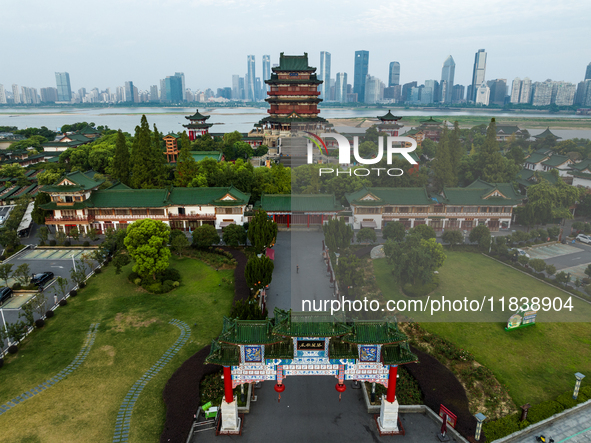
[345, 187, 433, 207]
[185, 109, 210, 121]
[77, 126, 100, 135]
[570, 171, 591, 180]
[273, 53, 315, 72]
[570, 159, 591, 172]
[496, 125, 523, 135]
[419, 117, 441, 125]
[259, 115, 327, 124]
[516, 169, 558, 187]
[542, 154, 571, 168]
[41, 185, 86, 193]
[443, 179, 523, 206]
[257, 194, 342, 213]
[272, 309, 351, 337]
[265, 340, 294, 359]
[381, 343, 419, 365]
[169, 186, 249, 206]
[329, 339, 358, 359]
[163, 133, 180, 139]
[378, 110, 401, 121]
[63, 171, 104, 189]
[534, 127, 561, 140]
[106, 182, 132, 190]
[89, 189, 169, 208]
[266, 78, 322, 85]
[190, 151, 222, 163]
[205, 340, 240, 366]
[524, 153, 550, 164]
[183, 123, 214, 129]
[343, 321, 407, 345]
[219, 318, 277, 345]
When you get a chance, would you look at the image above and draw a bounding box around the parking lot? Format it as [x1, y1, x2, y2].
[526, 241, 591, 282]
[1, 247, 98, 333]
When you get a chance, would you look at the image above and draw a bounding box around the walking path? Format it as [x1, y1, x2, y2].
[112, 319, 190, 443]
[0, 322, 99, 416]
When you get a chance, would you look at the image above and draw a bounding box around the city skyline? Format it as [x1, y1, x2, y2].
[1, 0, 590, 91]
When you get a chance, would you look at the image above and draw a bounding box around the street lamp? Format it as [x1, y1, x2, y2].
[574, 372, 586, 400]
[474, 413, 486, 441]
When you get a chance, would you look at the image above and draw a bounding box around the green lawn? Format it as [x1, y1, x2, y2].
[374, 252, 591, 406]
[0, 256, 234, 443]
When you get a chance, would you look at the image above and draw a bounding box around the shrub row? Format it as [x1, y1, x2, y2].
[483, 386, 591, 441]
[127, 268, 182, 294]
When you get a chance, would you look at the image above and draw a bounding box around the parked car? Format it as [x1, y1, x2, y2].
[510, 248, 530, 258]
[30, 272, 54, 286]
[0, 287, 12, 304]
[576, 234, 591, 244]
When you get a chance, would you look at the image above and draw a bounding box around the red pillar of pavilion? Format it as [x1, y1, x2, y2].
[386, 365, 398, 403]
[287, 215, 290, 228]
[223, 366, 233, 403]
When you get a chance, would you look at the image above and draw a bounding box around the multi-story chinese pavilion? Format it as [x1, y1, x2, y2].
[376, 110, 404, 136]
[259, 53, 329, 147]
[206, 309, 418, 435]
[183, 109, 213, 141]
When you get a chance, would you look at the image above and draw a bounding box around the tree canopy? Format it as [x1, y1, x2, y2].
[123, 219, 171, 279]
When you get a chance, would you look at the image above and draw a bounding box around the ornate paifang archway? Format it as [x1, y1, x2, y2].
[206, 309, 418, 435]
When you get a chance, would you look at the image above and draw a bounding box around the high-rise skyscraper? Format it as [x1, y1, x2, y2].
[585, 62, 591, 81]
[470, 49, 487, 102]
[262, 55, 271, 94]
[163, 76, 183, 103]
[487, 79, 507, 106]
[388, 62, 400, 87]
[12, 84, 20, 104]
[519, 78, 532, 104]
[319, 51, 331, 101]
[451, 85, 465, 103]
[440, 56, 455, 103]
[232, 75, 240, 100]
[247, 55, 256, 101]
[0, 85, 6, 104]
[124, 81, 134, 102]
[55, 72, 72, 102]
[510, 78, 522, 104]
[475, 83, 490, 106]
[354, 50, 369, 103]
[335, 73, 348, 103]
[175, 73, 186, 101]
[149, 85, 159, 102]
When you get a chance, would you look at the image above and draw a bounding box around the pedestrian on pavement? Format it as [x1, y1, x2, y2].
[296, 265, 299, 274]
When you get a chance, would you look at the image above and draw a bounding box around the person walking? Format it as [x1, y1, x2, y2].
[296, 265, 299, 274]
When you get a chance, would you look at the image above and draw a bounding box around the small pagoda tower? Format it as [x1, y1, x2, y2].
[183, 109, 213, 141]
[416, 117, 443, 142]
[376, 110, 403, 136]
[163, 133, 180, 163]
[533, 127, 562, 143]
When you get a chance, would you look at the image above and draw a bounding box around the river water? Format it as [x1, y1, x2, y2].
[1, 106, 591, 140]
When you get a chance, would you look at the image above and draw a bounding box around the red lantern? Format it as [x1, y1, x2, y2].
[335, 383, 346, 401]
[274, 383, 285, 402]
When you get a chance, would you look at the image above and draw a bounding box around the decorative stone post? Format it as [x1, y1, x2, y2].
[574, 372, 586, 400]
[378, 365, 399, 434]
[220, 366, 240, 433]
[474, 413, 486, 441]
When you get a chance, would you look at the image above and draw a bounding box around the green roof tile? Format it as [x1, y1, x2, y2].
[343, 320, 407, 345]
[443, 179, 523, 205]
[185, 109, 210, 121]
[377, 110, 401, 121]
[190, 151, 222, 163]
[258, 194, 342, 212]
[534, 127, 561, 140]
[274, 53, 315, 72]
[345, 187, 433, 206]
[219, 318, 278, 345]
[524, 153, 550, 164]
[541, 154, 571, 168]
[205, 340, 240, 366]
[272, 309, 351, 337]
[381, 343, 419, 365]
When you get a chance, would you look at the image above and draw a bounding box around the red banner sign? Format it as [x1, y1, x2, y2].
[439, 405, 457, 428]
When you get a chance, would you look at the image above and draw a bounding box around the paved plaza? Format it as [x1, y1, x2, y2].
[516, 402, 591, 443]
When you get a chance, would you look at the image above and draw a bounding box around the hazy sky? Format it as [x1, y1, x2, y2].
[2, 0, 591, 93]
